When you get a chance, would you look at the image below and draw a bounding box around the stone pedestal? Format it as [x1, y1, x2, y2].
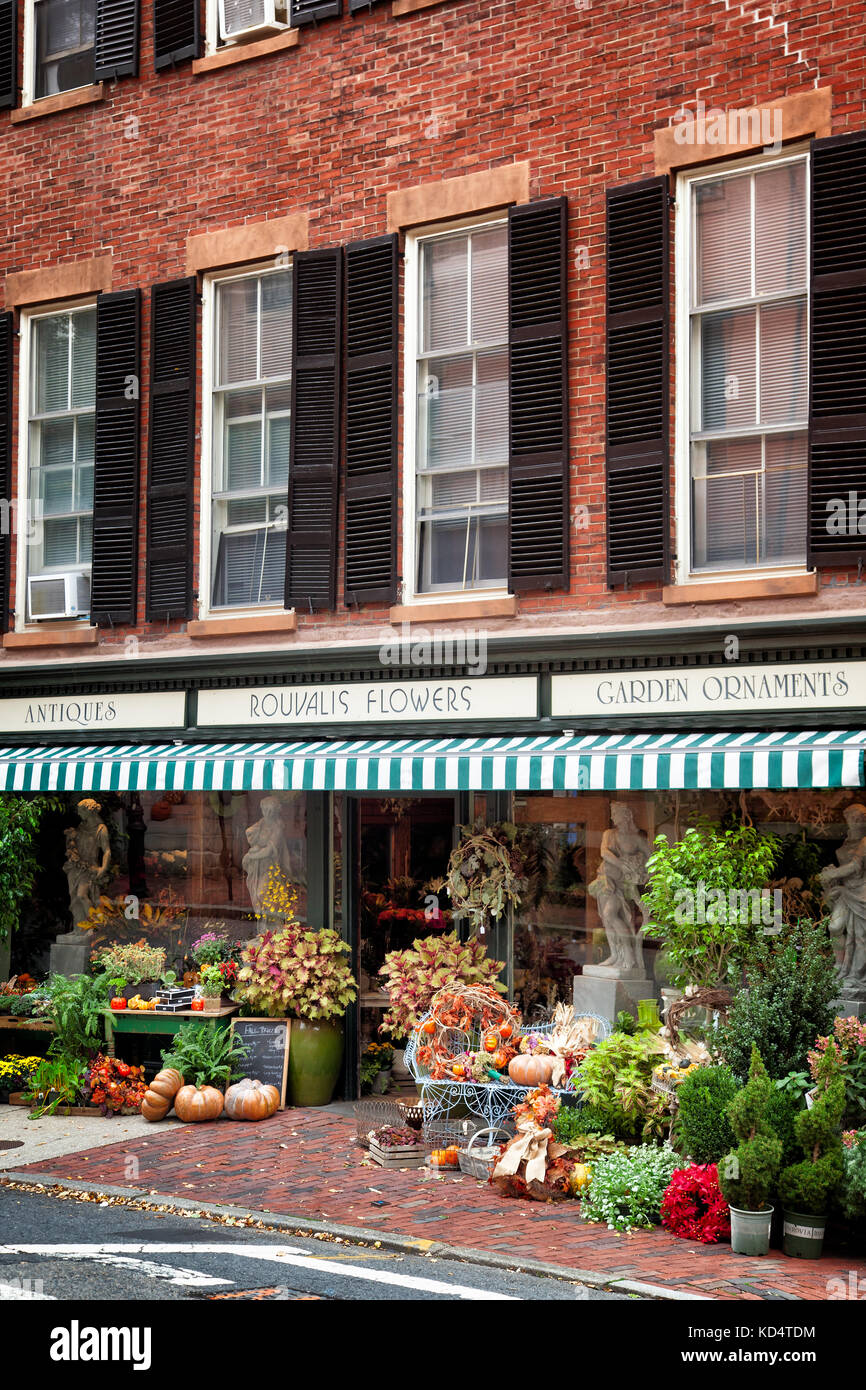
[832, 996, 866, 1019]
[49, 936, 90, 978]
[574, 973, 656, 1025]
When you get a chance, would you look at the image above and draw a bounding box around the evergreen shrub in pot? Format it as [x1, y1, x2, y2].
[719, 1047, 782, 1256]
[778, 1043, 846, 1258]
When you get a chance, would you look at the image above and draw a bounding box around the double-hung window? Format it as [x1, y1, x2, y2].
[411, 221, 509, 595]
[25, 306, 96, 617]
[29, 0, 96, 101]
[209, 268, 293, 610]
[683, 153, 809, 576]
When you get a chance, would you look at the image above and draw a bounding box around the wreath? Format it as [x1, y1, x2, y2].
[661, 1163, 730, 1244]
[445, 820, 531, 933]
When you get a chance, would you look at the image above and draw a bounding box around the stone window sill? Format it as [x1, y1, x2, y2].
[389, 595, 518, 624]
[3, 626, 99, 648]
[11, 85, 105, 123]
[392, 0, 448, 15]
[187, 611, 298, 638]
[662, 573, 818, 605]
[192, 29, 299, 75]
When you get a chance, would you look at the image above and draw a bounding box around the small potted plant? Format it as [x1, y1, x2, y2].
[719, 1046, 782, 1256]
[360, 1042, 394, 1095]
[92, 941, 167, 1001]
[189, 926, 233, 967]
[778, 1043, 846, 1258]
[198, 964, 224, 1015]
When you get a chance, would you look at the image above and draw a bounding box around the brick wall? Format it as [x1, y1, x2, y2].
[3, 0, 865, 658]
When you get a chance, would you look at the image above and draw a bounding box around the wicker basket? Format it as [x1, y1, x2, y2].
[457, 1126, 510, 1180]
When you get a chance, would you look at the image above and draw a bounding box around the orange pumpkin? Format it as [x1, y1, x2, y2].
[508, 1054, 555, 1087]
[421, 1019, 436, 1036]
[491, 1048, 510, 1071]
[140, 1067, 184, 1123]
[173, 1084, 224, 1123]
[483, 1032, 499, 1053]
[224, 1078, 280, 1122]
[498, 1022, 513, 1040]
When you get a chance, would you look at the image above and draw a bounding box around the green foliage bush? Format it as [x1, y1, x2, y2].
[766, 1086, 803, 1171]
[673, 1064, 740, 1163]
[841, 1136, 866, 1221]
[0, 794, 62, 942]
[574, 1031, 669, 1142]
[778, 1044, 846, 1216]
[582, 1144, 680, 1231]
[554, 1104, 618, 1145]
[719, 1047, 782, 1211]
[161, 1021, 250, 1090]
[716, 921, 839, 1080]
[43, 973, 112, 1066]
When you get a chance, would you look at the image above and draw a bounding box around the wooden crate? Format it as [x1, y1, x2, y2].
[368, 1139, 427, 1169]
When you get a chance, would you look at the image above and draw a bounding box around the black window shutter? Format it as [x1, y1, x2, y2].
[605, 175, 670, 586]
[0, 0, 17, 111]
[285, 249, 342, 612]
[91, 290, 141, 626]
[146, 279, 196, 621]
[508, 196, 570, 592]
[290, 0, 341, 24]
[95, 0, 140, 79]
[344, 234, 398, 605]
[153, 0, 200, 70]
[0, 313, 12, 634]
[809, 130, 866, 569]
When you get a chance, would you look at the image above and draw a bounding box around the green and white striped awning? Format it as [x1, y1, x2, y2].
[0, 730, 864, 793]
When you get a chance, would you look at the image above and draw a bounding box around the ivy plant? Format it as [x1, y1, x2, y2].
[0, 794, 63, 943]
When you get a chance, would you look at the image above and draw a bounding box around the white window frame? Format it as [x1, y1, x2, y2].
[199, 259, 293, 620]
[22, 0, 96, 107]
[15, 298, 96, 631]
[401, 211, 510, 607]
[674, 143, 811, 587]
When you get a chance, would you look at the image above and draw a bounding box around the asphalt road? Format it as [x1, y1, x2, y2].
[0, 1187, 633, 1302]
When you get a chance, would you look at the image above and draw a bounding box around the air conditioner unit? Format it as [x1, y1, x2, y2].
[218, 0, 288, 43]
[27, 572, 91, 622]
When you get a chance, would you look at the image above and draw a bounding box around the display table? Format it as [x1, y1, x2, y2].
[0, 1017, 55, 1034]
[102, 1004, 239, 1056]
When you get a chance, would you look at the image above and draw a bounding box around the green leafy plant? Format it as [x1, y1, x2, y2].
[553, 1102, 616, 1138]
[719, 1046, 782, 1212]
[715, 921, 840, 1080]
[552, 1105, 624, 1155]
[0, 794, 62, 943]
[199, 964, 224, 999]
[573, 1030, 670, 1142]
[643, 822, 779, 988]
[766, 1086, 804, 1172]
[92, 941, 166, 984]
[841, 1133, 866, 1221]
[24, 1056, 87, 1116]
[809, 1016, 866, 1128]
[161, 1022, 250, 1089]
[778, 1043, 846, 1216]
[378, 929, 505, 1039]
[236, 926, 357, 1021]
[673, 1064, 740, 1164]
[10, 992, 39, 1017]
[582, 1144, 680, 1231]
[190, 926, 233, 965]
[41, 972, 113, 1066]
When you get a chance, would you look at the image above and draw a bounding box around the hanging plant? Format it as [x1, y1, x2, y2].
[445, 820, 534, 934]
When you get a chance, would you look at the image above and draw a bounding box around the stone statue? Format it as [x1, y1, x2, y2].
[587, 802, 652, 976]
[58, 799, 112, 941]
[820, 803, 866, 999]
[242, 796, 298, 917]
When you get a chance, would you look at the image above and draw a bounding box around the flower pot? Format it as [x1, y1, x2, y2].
[729, 1204, 774, 1256]
[782, 1211, 827, 1259]
[287, 1018, 344, 1106]
[201, 996, 222, 1015]
[390, 1048, 411, 1083]
[371, 1068, 391, 1095]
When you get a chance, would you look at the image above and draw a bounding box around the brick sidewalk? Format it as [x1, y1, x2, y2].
[6, 1107, 864, 1300]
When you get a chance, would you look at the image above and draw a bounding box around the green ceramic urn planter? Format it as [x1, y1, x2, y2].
[288, 1018, 344, 1106]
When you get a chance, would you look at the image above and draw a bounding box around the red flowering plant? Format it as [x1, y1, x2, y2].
[661, 1163, 731, 1244]
[83, 1053, 147, 1115]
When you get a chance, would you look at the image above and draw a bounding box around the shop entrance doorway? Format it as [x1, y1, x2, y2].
[355, 795, 457, 1068]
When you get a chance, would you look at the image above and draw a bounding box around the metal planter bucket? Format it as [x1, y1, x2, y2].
[782, 1211, 827, 1259]
[729, 1204, 774, 1256]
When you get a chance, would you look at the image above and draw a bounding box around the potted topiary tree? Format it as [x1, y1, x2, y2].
[719, 1046, 782, 1255]
[778, 1042, 846, 1258]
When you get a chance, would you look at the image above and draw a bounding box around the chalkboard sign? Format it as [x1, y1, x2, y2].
[230, 1018, 291, 1108]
